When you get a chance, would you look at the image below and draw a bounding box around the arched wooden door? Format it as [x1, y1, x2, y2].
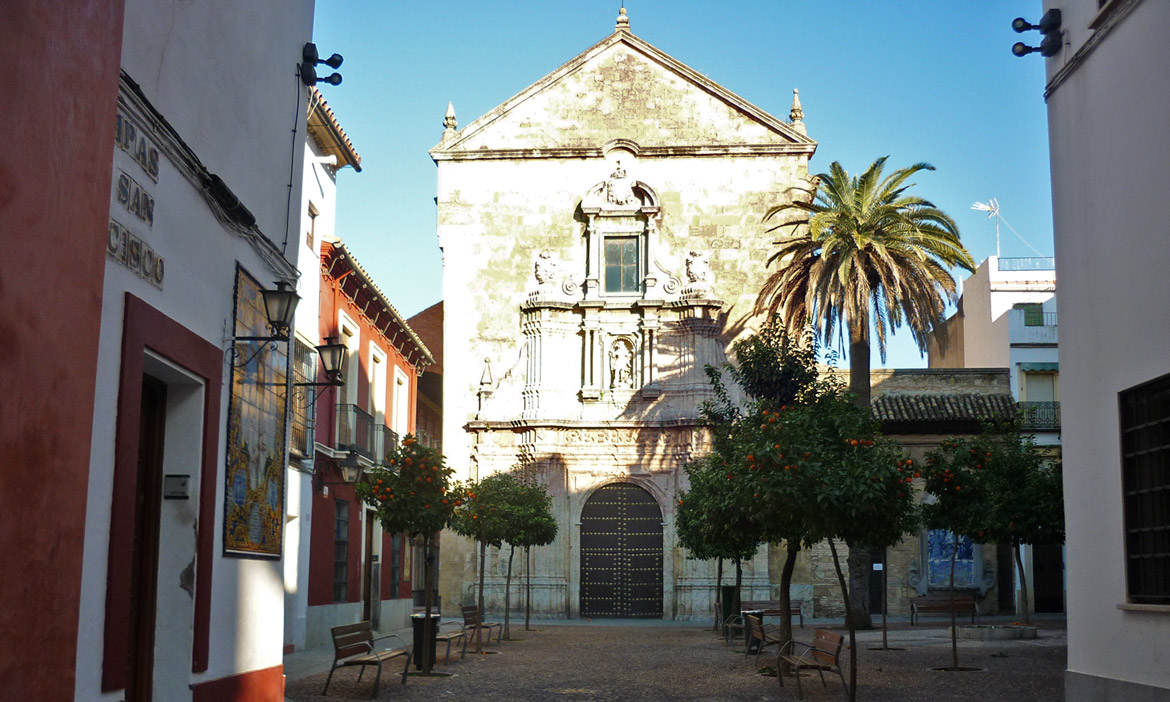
[580, 483, 663, 618]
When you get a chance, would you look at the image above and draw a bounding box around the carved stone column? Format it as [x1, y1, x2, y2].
[578, 301, 604, 401]
[637, 300, 662, 398]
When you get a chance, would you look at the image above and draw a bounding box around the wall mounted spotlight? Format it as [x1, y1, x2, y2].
[1012, 9, 1062, 58]
[301, 43, 343, 86]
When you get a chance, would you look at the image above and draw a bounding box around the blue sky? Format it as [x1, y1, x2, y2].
[310, 1, 1054, 369]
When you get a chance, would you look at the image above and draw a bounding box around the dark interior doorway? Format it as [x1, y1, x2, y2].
[580, 483, 663, 618]
[127, 375, 166, 702]
[1032, 544, 1064, 613]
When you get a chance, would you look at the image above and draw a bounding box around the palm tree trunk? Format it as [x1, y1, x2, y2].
[848, 319, 871, 409]
[845, 320, 875, 629]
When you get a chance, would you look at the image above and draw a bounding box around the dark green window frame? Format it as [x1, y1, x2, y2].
[604, 236, 640, 294]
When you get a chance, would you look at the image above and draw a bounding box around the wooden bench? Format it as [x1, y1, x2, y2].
[908, 594, 979, 625]
[744, 614, 785, 666]
[434, 620, 467, 663]
[723, 599, 805, 644]
[322, 622, 411, 698]
[777, 628, 847, 700]
[461, 604, 502, 650]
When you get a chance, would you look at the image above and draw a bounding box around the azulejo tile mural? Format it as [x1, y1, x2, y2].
[223, 266, 289, 557]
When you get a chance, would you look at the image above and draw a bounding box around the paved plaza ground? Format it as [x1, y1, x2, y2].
[284, 616, 1066, 701]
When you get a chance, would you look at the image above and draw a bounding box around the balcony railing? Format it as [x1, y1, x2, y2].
[999, 257, 1055, 271]
[1009, 309, 1058, 345]
[1019, 401, 1061, 430]
[337, 403, 374, 457]
[371, 425, 400, 463]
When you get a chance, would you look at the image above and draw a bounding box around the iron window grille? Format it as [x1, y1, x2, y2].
[1120, 372, 1170, 605]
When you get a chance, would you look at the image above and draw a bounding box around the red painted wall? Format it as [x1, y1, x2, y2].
[191, 664, 284, 702]
[0, 1, 125, 699]
[307, 252, 422, 608]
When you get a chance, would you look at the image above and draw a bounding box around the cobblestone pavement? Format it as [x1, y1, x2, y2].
[285, 620, 1066, 702]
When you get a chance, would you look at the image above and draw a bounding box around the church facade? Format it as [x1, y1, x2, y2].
[432, 10, 817, 619]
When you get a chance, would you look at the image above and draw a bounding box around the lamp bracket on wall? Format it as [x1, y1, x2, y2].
[227, 281, 300, 368]
[315, 450, 362, 491]
[300, 43, 344, 87]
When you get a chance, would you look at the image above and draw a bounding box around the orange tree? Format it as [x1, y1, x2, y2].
[684, 319, 818, 638]
[921, 434, 992, 670]
[503, 478, 557, 636]
[449, 472, 518, 651]
[496, 475, 559, 641]
[742, 383, 917, 702]
[356, 434, 462, 675]
[923, 418, 1063, 652]
[978, 419, 1063, 625]
[676, 452, 762, 632]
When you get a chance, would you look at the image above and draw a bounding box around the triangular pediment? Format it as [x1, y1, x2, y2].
[432, 31, 816, 159]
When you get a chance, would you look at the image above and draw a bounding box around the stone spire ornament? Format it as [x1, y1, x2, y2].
[789, 89, 806, 135]
[615, 6, 630, 33]
[444, 102, 457, 132]
[440, 102, 458, 145]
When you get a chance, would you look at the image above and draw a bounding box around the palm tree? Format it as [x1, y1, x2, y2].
[758, 156, 975, 627]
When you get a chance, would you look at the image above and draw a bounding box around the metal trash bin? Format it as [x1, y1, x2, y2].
[411, 613, 440, 670]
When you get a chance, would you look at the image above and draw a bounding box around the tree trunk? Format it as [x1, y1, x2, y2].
[1014, 542, 1031, 626]
[524, 545, 532, 632]
[881, 547, 889, 650]
[476, 541, 487, 653]
[734, 558, 743, 613]
[848, 317, 872, 410]
[778, 542, 800, 651]
[421, 533, 435, 675]
[846, 543, 874, 630]
[846, 316, 875, 631]
[828, 538, 857, 702]
[714, 557, 724, 633]
[503, 544, 514, 640]
[949, 535, 959, 670]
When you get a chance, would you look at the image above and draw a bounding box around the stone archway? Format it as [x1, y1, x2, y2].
[579, 482, 663, 618]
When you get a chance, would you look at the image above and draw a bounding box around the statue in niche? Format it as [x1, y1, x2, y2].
[605, 160, 636, 207]
[685, 250, 713, 291]
[609, 339, 634, 389]
[534, 250, 559, 288]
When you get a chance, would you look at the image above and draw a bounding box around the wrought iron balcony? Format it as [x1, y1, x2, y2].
[370, 425, 400, 464]
[336, 403, 374, 457]
[1019, 401, 1061, 431]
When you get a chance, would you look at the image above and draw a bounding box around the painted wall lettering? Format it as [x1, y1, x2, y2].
[107, 219, 165, 288]
[115, 112, 160, 180]
[116, 170, 155, 226]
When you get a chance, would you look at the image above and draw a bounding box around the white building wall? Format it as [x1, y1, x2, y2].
[76, 0, 314, 698]
[1043, 0, 1170, 699]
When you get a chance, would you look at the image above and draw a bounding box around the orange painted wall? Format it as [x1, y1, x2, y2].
[0, 1, 125, 699]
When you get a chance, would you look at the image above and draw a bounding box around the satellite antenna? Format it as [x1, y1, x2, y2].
[972, 198, 1001, 258]
[971, 198, 1045, 258]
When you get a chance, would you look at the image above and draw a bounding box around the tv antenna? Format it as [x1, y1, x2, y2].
[971, 198, 1044, 258]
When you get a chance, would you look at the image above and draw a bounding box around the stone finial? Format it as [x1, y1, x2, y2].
[444, 102, 457, 132]
[615, 6, 630, 32]
[789, 89, 806, 135]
